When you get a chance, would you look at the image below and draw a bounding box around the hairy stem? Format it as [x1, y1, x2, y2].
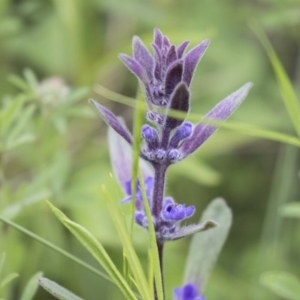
[151, 164, 167, 219]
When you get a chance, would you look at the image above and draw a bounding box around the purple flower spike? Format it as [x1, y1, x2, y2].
[174, 284, 205, 300]
[120, 28, 209, 108]
[90, 99, 133, 145]
[181, 82, 253, 158]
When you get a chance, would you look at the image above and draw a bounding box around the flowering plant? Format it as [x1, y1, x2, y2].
[37, 28, 252, 300]
[89, 28, 252, 299]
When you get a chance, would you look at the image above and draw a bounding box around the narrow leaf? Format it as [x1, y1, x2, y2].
[21, 271, 43, 300]
[38, 277, 83, 300]
[47, 202, 137, 300]
[181, 82, 252, 157]
[184, 198, 232, 290]
[0, 273, 19, 290]
[251, 23, 300, 137]
[89, 99, 133, 145]
[0, 216, 112, 284]
[260, 271, 300, 300]
[160, 220, 217, 241]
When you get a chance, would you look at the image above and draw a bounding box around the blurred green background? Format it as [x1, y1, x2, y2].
[1, 0, 300, 299]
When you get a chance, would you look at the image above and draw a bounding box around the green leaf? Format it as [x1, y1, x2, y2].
[251, 22, 300, 137]
[0, 273, 19, 290]
[47, 201, 137, 300]
[280, 202, 300, 218]
[20, 271, 43, 300]
[38, 277, 83, 300]
[184, 198, 232, 290]
[260, 271, 300, 300]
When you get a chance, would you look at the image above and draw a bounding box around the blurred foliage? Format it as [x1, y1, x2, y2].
[1, 0, 300, 299]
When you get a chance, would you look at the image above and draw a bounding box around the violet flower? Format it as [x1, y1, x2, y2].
[174, 284, 205, 300]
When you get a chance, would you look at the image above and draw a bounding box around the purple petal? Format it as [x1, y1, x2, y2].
[181, 83, 253, 157]
[154, 28, 163, 48]
[133, 36, 154, 80]
[185, 206, 195, 217]
[119, 54, 147, 83]
[177, 41, 189, 58]
[165, 61, 183, 97]
[166, 45, 177, 67]
[90, 99, 133, 145]
[183, 39, 210, 86]
[164, 83, 190, 130]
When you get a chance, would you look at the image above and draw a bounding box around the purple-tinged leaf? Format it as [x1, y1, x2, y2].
[89, 99, 133, 145]
[108, 120, 153, 192]
[184, 198, 232, 290]
[164, 83, 190, 130]
[165, 61, 183, 96]
[166, 45, 177, 67]
[177, 41, 190, 58]
[154, 28, 163, 48]
[133, 36, 154, 80]
[159, 220, 217, 241]
[181, 82, 253, 157]
[119, 54, 147, 83]
[152, 43, 162, 80]
[183, 39, 210, 86]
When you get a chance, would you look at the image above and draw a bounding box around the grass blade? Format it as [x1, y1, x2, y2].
[38, 277, 83, 300]
[0, 216, 112, 284]
[46, 201, 137, 300]
[0, 273, 19, 290]
[251, 22, 300, 137]
[102, 187, 152, 300]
